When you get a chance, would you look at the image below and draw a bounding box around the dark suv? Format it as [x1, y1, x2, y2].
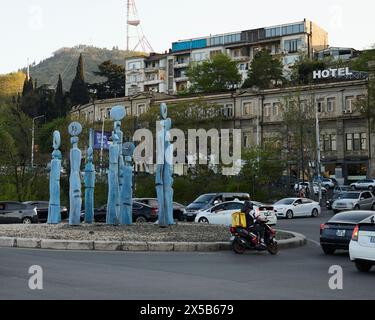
[0, 201, 39, 224]
[23, 201, 68, 223]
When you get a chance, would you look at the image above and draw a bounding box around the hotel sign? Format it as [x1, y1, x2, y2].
[313, 67, 352, 80]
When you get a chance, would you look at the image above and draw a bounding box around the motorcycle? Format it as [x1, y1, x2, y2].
[229, 221, 279, 255]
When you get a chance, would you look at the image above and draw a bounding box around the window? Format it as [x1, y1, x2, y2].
[264, 103, 271, 117]
[317, 99, 325, 113]
[346, 133, 367, 151]
[321, 134, 337, 152]
[272, 103, 280, 116]
[331, 134, 337, 151]
[137, 104, 146, 116]
[345, 96, 354, 113]
[284, 39, 301, 53]
[239, 63, 248, 71]
[210, 50, 222, 59]
[243, 133, 251, 148]
[193, 52, 206, 62]
[327, 98, 336, 113]
[242, 102, 253, 116]
[106, 108, 111, 119]
[128, 61, 141, 70]
[222, 104, 234, 118]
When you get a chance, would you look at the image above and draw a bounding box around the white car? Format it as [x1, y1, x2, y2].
[274, 198, 321, 219]
[194, 201, 277, 226]
[294, 182, 327, 195]
[349, 214, 375, 272]
[350, 179, 375, 191]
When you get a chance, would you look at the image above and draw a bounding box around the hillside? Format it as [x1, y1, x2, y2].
[22, 45, 142, 91]
[0, 72, 26, 100]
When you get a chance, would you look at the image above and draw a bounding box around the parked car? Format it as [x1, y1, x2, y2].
[184, 193, 250, 221]
[274, 198, 321, 219]
[320, 211, 375, 255]
[350, 179, 375, 191]
[0, 201, 38, 224]
[194, 201, 277, 226]
[81, 202, 158, 223]
[23, 201, 68, 223]
[133, 198, 185, 221]
[332, 191, 375, 213]
[333, 185, 351, 194]
[314, 177, 335, 189]
[294, 182, 327, 195]
[349, 214, 375, 272]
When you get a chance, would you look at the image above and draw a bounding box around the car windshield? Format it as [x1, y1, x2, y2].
[275, 199, 295, 205]
[333, 194, 344, 200]
[194, 195, 215, 204]
[341, 193, 360, 200]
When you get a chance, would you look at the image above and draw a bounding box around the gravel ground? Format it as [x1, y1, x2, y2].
[0, 223, 293, 242]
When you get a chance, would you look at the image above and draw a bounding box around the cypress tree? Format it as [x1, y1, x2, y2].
[55, 74, 65, 116]
[69, 54, 90, 106]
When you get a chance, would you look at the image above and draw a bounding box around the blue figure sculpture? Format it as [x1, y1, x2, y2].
[156, 103, 174, 227]
[119, 142, 135, 225]
[84, 129, 96, 224]
[106, 106, 126, 225]
[68, 122, 83, 226]
[47, 131, 62, 224]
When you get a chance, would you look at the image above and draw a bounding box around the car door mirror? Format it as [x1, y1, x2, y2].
[361, 197, 365, 201]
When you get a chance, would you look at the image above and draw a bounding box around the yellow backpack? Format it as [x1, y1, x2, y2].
[232, 211, 247, 228]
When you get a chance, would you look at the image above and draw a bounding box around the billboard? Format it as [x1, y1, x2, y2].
[93, 131, 111, 150]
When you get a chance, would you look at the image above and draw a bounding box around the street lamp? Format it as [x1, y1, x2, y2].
[31, 115, 45, 168]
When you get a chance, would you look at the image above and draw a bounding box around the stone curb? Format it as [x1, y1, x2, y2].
[0, 230, 306, 252]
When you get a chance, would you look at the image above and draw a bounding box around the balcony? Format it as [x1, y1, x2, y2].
[231, 55, 250, 62]
[174, 61, 190, 69]
[145, 66, 165, 73]
[144, 79, 162, 85]
[175, 76, 189, 83]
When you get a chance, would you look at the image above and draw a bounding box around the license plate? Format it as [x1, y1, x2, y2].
[187, 213, 194, 217]
[370, 236, 375, 243]
[336, 230, 346, 237]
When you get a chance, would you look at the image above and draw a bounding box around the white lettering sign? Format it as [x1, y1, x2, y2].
[313, 67, 353, 80]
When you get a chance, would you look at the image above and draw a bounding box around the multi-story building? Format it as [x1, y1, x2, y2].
[73, 75, 372, 183]
[315, 47, 359, 61]
[124, 19, 328, 96]
[168, 19, 328, 93]
[125, 53, 169, 96]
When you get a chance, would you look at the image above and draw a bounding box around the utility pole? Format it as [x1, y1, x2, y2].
[315, 99, 322, 204]
[31, 115, 45, 168]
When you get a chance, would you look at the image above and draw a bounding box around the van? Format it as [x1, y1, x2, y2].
[183, 193, 250, 221]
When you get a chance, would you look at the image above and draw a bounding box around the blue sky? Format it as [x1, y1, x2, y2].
[0, 0, 374, 74]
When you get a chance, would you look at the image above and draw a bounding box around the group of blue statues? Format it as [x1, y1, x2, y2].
[47, 104, 174, 227]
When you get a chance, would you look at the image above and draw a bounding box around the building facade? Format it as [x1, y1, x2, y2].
[73, 78, 371, 183]
[125, 19, 328, 96]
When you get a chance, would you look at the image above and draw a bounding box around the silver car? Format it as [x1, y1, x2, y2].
[350, 179, 375, 191]
[332, 191, 375, 213]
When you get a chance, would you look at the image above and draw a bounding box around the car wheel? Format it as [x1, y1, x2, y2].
[311, 209, 319, 217]
[354, 205, 360, 210]
[135, 216, 147, 223]
[22, 217, 33, 224]
[198, 217, 209, 224]
[321, 246, 335, 255]
[370, 186, 374, 192]
[355, 261, 372, 273]
[286, 210, 294, 219]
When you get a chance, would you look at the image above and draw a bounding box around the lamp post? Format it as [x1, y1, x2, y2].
[31, 115, 45, 168]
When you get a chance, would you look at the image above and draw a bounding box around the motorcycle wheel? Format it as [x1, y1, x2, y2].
[232, 239, 246, 255]
[267, 242, 279, 255]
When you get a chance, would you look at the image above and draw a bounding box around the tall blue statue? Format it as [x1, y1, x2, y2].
[68, 122, 83, 226]
[119, 142, 135, 225]
[106, 106, 126, 225]
[156, 103, 174, 227]
[47, 131, 62, 224]
[84, 129, 96, 224]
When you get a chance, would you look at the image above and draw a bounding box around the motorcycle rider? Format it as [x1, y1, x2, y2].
[242, 201, 266, 248]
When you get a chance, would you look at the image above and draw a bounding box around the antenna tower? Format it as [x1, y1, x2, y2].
[126, 0, 153, 52]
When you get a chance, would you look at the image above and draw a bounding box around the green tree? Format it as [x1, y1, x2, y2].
[89, 60, 125, 99]
[350, 46, 375, 72]
[243, 50, 284, 89]
[69, 54, 90, 106]
[187, 53, 241, 93]
[290, 54, 328, 85]
[54, 74, 67, 117]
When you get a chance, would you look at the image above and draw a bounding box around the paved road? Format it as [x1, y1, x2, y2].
[0, 209, 374, 300]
